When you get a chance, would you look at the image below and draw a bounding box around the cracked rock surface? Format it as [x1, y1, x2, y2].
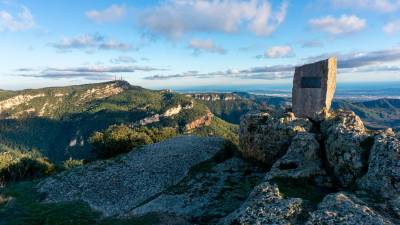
[221, 182, 304, 225]
[38, 136, 225, 217]
[306, 192, 395, 225]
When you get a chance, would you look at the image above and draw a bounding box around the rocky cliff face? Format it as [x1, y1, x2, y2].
[185, 110, 213, 132]
[0, 81, 129, 119]
[238, 109, 400, 224]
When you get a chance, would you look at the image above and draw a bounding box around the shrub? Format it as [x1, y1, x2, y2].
[90, 125, 151, 159]
[134, 127, 177, 143]
[62, 158, 85, 170]
[0, 149, 55, 185]
[90, 125, 177, 159]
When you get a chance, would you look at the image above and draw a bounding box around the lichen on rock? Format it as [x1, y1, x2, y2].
[321, 110, 372, 187]
[306, 192, 395, 225]
[239, 111, 312, 166]
[358, 128, 400, 216]
[221, 182, 304, 225]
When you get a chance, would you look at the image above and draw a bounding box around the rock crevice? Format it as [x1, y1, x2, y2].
[236, 109, 400, 224]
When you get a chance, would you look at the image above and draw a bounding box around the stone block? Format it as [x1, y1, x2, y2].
[292, 58, 337, 120]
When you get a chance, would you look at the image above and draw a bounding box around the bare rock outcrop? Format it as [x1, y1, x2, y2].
[235, 109, 399, 224]
[306, 192, 394, 225]
[358, 128, 400, 216]
[185, 111, 213, 132]
[38, 136, 225, 217]
[266, 132, 331, 186]
[321, 110, 372, 187]
[0, 93, 45, 112]
[127, 157, 265, 223]
[239, 111, 312, 166]
[221, 182, 304, 225]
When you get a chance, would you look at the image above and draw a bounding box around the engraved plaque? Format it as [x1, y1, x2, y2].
[301, 77, 321, 88]
[292, 57, 337, 120]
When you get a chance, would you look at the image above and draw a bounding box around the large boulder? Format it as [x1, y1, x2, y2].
[321, 110, 372, 187]
[306, 192, 394, 225]
[266, 132, 331, 186]
[239, 111, 312, 166]
[220, 182, 304, 225]
[38, 136, 225, 217]
[358, 128, 400, 216]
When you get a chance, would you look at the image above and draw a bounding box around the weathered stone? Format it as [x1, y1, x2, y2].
[306, 192, 394, 225]
[321, 110, 371, 187]
[220, 182, 304, 225]
[239, 111, 312, 166]
[358, 128, 400, 216]
[126, 157, 264, 223]
[266, 132, 331, 186]
[292, 58, 337, 121]
[38, 136, 225, 217]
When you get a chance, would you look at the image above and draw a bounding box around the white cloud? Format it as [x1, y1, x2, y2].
[144, 65, 294, 80]
[86, 4, 126, 23]
[309, 15, 366, 35]
[110, 56, 137, 64]
[138, 0, 288, 39]
[52, 34, 135, 52]
[383, 20, 400, 34]
[0, 6, 35, 31]
[331, 0, 400, 13]
[264, 45, 294, 58]
[53, 34, 103, 49]
[188, 39, 226, 54]
[99, 40, 134, 51]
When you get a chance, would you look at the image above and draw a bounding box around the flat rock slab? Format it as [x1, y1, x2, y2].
[38, 136, 225, 217]
[126, 157, 265, 223]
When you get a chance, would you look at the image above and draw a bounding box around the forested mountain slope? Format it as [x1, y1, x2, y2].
[0, 81, 237, 162]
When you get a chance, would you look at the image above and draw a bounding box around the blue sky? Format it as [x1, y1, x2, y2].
[1, 0, 400, 90]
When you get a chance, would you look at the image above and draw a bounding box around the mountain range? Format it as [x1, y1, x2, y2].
[0, 80, 399, 163]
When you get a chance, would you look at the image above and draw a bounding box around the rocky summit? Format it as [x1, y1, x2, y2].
[238, 109, 400, 224]
[34, 109, 400, 224]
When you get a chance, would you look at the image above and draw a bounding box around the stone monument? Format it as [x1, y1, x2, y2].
[292, 57, 337, 120]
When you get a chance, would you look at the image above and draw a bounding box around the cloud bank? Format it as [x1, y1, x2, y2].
[145, 48, 400, 80]
[51, 34, 135, 52]
[17, 65, 165, 80]
[137, 0, 288, 39]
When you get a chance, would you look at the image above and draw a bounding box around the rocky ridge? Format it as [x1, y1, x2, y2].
[35, 108, 399, 224]
[237, 109, 400, 224]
